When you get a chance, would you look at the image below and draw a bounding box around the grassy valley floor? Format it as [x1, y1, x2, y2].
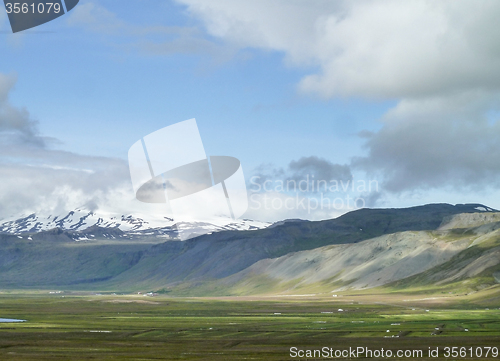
[0, 288, 499, 360]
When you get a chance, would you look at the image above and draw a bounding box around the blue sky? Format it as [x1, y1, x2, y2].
[2, 0, 500, 222]
[1, 4, 388, 164]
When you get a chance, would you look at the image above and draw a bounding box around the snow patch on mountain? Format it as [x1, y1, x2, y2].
[0, 208, 271, 240]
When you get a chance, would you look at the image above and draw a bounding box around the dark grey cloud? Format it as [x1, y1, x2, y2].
[352, 92, 500, 193]
[0, 73, 46, 148]
[288, 156, 352, 184]
[250, 156, 352, 193]
[250, 162, 285, 187]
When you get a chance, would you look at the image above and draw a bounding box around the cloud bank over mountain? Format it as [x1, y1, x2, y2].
[0, 74, 144, 220]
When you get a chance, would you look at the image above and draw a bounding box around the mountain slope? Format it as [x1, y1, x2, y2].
[0, 203, 497, 293]
[219, 231, 470, 292]
[198, 213, 500, 296]
[0, 230, 148, 287]
[98, 203, 497, 289]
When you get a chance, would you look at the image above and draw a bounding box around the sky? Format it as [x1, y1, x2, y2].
[2, 0, 500, 222]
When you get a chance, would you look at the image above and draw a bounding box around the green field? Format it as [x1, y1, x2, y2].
[0, 291, 499, 360]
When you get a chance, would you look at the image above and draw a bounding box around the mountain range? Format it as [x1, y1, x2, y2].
[0, 203, 499, 298]
[0, 208, 271, 241]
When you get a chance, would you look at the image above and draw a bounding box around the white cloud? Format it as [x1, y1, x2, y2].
[0, 153, 132, 219]
[176, 0, 500, 98]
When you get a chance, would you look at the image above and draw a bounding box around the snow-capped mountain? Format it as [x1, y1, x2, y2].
[0, 208, 271, 241]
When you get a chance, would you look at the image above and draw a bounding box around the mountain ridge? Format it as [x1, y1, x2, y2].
[0, 203, 498, 296]
[0, 207, 271, 240]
